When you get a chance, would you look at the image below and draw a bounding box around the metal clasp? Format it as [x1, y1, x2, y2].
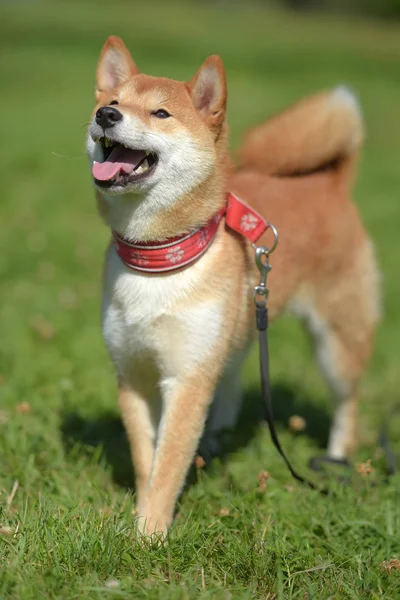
[253, 222, 278, 307]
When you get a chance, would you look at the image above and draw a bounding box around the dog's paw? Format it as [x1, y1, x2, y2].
[135, 508, 169, 543]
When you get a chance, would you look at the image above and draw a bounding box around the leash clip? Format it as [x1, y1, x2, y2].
[253, 222, 278, 306]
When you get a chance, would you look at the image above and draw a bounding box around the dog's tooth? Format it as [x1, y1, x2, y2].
[135, 164, 145, 174]
[141, 158, 149, 171]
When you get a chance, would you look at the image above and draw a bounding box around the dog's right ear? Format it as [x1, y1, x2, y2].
[96, 36, 139, 100]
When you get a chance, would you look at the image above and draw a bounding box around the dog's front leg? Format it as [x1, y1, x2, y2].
[136, 370, 216, 538]
[118, 384, 159, 508]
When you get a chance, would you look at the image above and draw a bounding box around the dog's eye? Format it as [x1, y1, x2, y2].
[110, 100, 119, 106]
[151, 109, 171, 119]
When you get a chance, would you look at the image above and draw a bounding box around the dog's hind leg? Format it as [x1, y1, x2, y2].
[291, 239, 380, 459]
[200, 351, 247, 459]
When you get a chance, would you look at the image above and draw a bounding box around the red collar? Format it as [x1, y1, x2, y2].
[113, 192, 268, 273]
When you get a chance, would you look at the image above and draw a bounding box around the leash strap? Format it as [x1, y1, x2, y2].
[253, 236, 331, 493]
[256, 304, 328, 494]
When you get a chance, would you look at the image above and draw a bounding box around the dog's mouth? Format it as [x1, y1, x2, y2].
[92, 136, 158, 188]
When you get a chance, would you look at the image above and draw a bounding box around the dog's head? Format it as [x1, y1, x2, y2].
[87, 37, 227, 215]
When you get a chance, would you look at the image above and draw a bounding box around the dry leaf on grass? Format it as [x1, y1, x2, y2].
[16, 401, 31, 414]
[258, 471, 270, 491]
[7, 481, 19, 509]
[219, 508, 231, 517]
[0, 526, 13, 536]
[288, 415, 306, 432]
[356, 459, 375, 476]
[31, 317, 55, 341]
[380, 558, 400, 573]
[284, 485, 295, 493]
[104, 579, 120, 589]
[195, 455, 206, 469]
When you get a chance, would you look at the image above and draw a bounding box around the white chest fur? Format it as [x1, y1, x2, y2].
[102, 246, 224, 384]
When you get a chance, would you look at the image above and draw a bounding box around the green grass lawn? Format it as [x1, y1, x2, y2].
[1, 1, 400, 598]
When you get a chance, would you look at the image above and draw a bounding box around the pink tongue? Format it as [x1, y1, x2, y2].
[92, 146, 147, 181]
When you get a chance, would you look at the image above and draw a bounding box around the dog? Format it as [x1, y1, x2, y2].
[86, 36, 380, 537]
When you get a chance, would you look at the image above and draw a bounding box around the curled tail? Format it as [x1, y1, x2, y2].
[237, 86, 364, 185]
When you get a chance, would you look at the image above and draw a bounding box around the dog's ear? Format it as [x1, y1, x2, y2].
[96, 36, 139, 100]
[187, 55, 227, 133]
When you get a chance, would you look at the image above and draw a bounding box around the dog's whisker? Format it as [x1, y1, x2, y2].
[51, 151, 85, 160]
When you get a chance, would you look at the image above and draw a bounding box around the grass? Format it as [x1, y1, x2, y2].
[1, 0, 400, 597]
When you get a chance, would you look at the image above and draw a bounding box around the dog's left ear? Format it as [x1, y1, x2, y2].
[96, 36, 139, 100]
[187, 55, 227, 133]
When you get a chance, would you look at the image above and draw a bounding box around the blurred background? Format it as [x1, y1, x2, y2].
[0, 0, 399, 512]
[278, 0, 400, 18]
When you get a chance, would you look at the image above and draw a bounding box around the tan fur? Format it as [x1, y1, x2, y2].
[237, 86, 364, 181]
[87, 37, 380, 537]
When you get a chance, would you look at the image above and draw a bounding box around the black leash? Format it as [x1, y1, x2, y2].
[256, 303, 328, 494]
[253, 233, 397, 492]
[253, 239, 328, 493]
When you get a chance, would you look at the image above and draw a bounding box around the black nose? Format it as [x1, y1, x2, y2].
[95, 106, 123, 129]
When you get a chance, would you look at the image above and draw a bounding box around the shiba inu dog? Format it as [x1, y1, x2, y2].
[86, 36, 380, 537]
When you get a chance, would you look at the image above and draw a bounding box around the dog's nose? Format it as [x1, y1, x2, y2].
[95, 106, 123, 129]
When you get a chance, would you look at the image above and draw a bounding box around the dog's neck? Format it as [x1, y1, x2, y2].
[96, 170, 226, 242]
[97, 127, 232, 243]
